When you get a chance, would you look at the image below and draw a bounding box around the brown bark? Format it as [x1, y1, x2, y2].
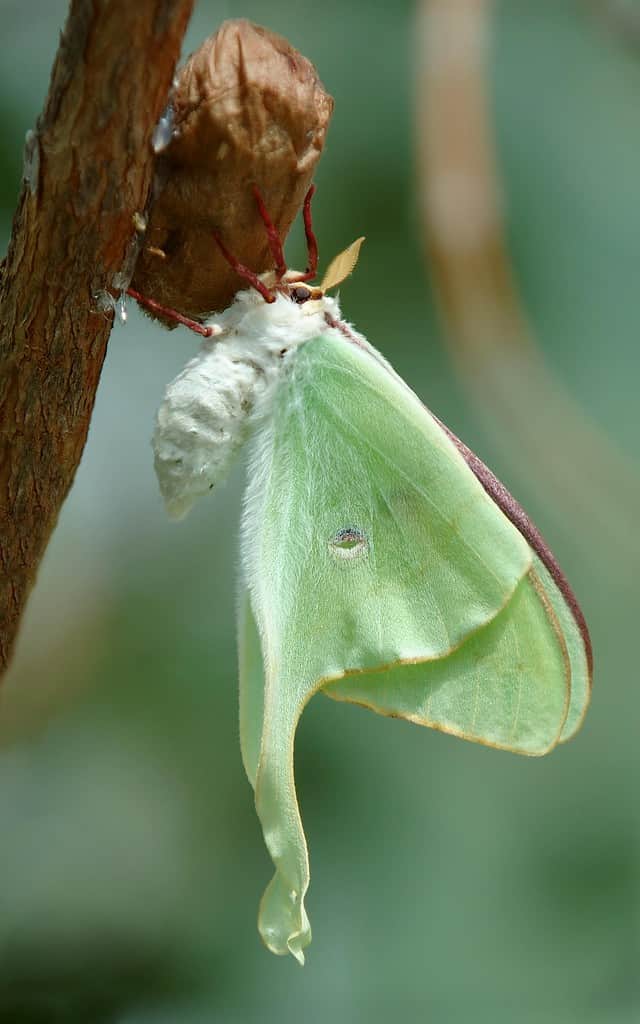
[0, 0, 194, 676]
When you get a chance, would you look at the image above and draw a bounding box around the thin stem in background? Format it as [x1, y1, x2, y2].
[417, 0, 640, 575]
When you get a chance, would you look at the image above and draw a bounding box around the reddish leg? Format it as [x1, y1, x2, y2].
[251, 184, 287, 280]
[212, 183, 319, 299]
[126, 288, 221, 338]
[289, 185, 319, 283]
[212, 232, 276, 303]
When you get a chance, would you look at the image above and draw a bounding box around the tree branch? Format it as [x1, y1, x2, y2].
[0, 0, 194, 676]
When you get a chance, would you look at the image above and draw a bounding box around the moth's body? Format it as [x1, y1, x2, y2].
[153, 280, 342, 519]
[150, 206, 591, 965]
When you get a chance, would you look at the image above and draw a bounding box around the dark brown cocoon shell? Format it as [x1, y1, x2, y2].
[130, 19, 334, 322]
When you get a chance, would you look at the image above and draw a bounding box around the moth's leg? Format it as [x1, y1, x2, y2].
[289, 185, 319, 283]
[252, 184, 287, 280]
[212, 183, 319, 298]
[211, 232, 276, 303]
[126, 288, 221, 338]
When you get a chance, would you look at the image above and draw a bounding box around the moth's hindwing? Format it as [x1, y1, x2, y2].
[530, 554, 590, 742]
[326, 565, 570, 755]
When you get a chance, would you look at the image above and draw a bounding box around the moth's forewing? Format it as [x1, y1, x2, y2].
[241, 327, 580, 961]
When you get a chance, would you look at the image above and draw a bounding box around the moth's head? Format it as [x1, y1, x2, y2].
[261, 271, 324, 309]
[285, 282, 324, 304]
[214, 184, 364, 312]
[269, 238, 366, 308]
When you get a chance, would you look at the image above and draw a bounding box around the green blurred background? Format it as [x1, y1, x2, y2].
[1, 1, 639, 1021]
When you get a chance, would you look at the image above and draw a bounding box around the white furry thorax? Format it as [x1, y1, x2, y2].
[152, 285, 343, 520]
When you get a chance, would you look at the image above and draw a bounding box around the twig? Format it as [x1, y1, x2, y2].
[582, 0, 640, 52]
[0, 0, 194, 677]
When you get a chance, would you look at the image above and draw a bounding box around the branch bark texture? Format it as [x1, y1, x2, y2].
[0, 0, 194, 675]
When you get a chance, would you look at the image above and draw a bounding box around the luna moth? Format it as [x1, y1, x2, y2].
[141, 186, 592, 964]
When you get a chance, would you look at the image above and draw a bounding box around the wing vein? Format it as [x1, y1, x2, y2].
[304, 375, 506, 588]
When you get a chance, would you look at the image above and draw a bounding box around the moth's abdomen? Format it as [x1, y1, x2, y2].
[152, 288, 333, 520]
[153, 345, 270, 520]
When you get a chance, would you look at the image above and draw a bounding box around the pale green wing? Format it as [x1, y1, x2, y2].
[326, 567, 569, 754]
[432, 423, 592, 743]
[238, 588, 315, 961]
[531, 554, 590, 741]
[239, 329, 548, 961]
[238, 589, 264, 789]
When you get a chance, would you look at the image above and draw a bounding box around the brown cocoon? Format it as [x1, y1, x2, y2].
[130, 19, 334, 322]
